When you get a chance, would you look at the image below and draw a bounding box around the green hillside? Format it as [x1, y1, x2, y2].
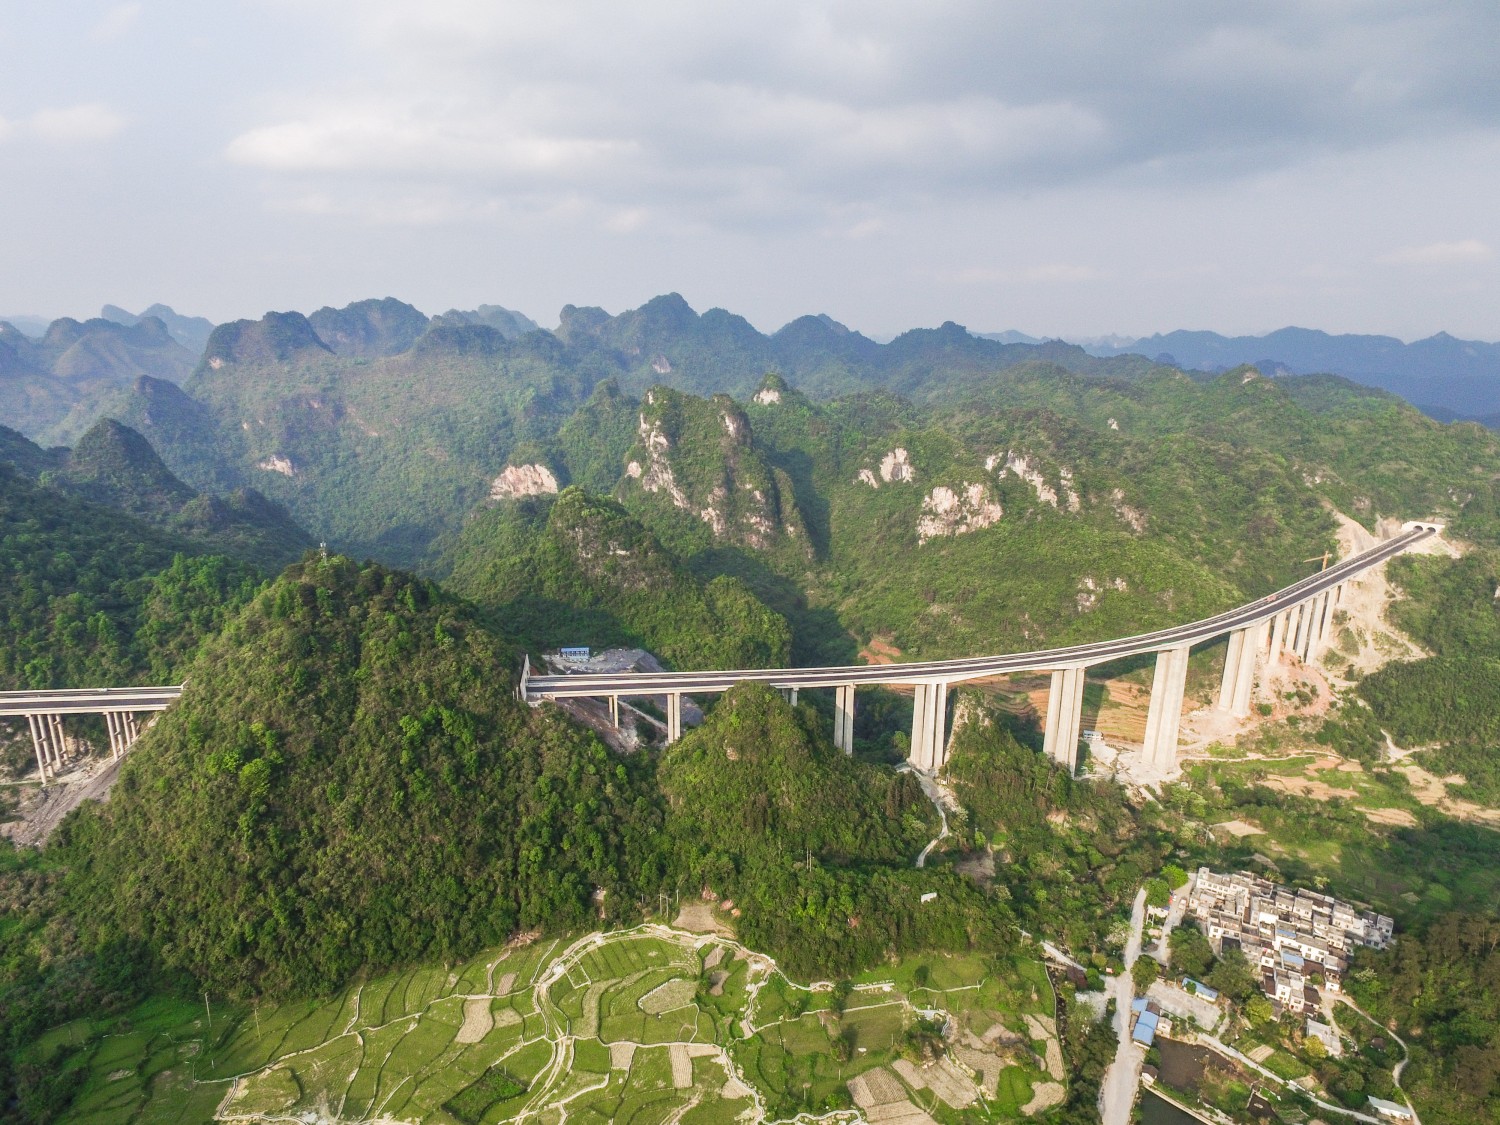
[0, 462, 261, 690]
[56, 556, 663, 998]
[444, 486, 791, 669]
[657, 683, 1009, 977]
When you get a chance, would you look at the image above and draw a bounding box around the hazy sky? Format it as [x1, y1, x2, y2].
[2, 1, 1498, 340]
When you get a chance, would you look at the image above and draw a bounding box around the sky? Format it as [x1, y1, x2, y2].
[1, 0, 1498, 341]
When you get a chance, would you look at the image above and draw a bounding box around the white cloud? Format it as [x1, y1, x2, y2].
[1380, 239, 1493, 266]
[219, 1, 1500, 231]
[92, 2, 143, 41]
[0, 104, 129, 145]
[26, 104, 129, 143]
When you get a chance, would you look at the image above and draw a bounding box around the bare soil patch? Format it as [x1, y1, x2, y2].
[1020, 1081, 1064, 1115]
[454, 997, 493, 1044]
[1261, 775, 1358, 801]
[2, 755, 124, 847]
[673, 901, 732, 936]
[668, 1043, 692, 1088]
[610, 1041, 636, 1070]
[1364, 806, 1418, 827]
[1399, 763, 1500, 826]
[1213, 820, 1264, 838]
[860, 636, 903, 665]
[493, 971, 517, 996]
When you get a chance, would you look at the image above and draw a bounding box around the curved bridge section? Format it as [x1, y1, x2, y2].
[523, 525, 1438, 774]
[0, 686, 183, 783]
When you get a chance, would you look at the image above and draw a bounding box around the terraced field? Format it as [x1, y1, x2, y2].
[44, 925, 1062, 1124]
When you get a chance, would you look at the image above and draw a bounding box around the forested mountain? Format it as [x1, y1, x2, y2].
[2, 289, 1499, 1124]
[444, 487, 791, 670]
[56, 555, 664, 997]
[656, 683, 1007, 976]
[1090, 325, 1500, 419]
[3, 419, 310, 571]
[0, 315, 196, 441]
[100, 303, 215, 357]
[0, 461, 262, 690]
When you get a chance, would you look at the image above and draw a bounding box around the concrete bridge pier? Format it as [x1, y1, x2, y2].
[1315, 584, 1340, 657]
[834, 683, 856, 755]
[1042, 667, 1087, 774]
[1267, 609, 1289, 662]
[104, 711, 143, 760]
[608, 695, 620, 729]
[25, 713, 68, 784]
[1216, 621, 1269, 718]
[665, 693, 682, 744]
[1215, 630, 1247, 713]
[909, 682, 949, 771]
[1142, 644, 1191, 772]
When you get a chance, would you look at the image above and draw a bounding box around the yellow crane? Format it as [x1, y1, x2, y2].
[1304, 552, 1331, 571]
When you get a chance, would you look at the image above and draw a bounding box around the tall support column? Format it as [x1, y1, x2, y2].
[47, 714, 65, 768]
[1318, 586, 1338, 649]
[908, 682, 952, 772]
[609, 696, 620, 730]
[1042, 670, 1064, 762]
[1297, 597, 1319, 661]
[26, 714, 50, 784]
[105, 712, 120, 759]
[790, 687, 798, 707]
[1231, 621, 1268, 718]
[835, 683, 856, 755]
[930, 682, 949, 771]
[1268, 610, 1289, 663]
[911, 682, 930, 766]
[1142, 645, 1191, 773]
[1216, 629, 1247, 712]
[666, 693, 682, 744]
[123, 713, 139, 746]
[1288, 603, 1307, 660]
[1043, 667, 1086, 774]
[1059, 668, 1086, 775]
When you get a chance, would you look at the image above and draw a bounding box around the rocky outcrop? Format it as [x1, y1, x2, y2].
[1110, 488, 1147, 532]
[986, 450, 1081, 511]
[917, 483, 1003, 543]
[621, 386, 806, 553]
[859, 447, 916, 487]
[489, 463, 560, 500]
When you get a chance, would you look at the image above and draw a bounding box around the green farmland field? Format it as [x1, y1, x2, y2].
[39, 925, 1062, 1123]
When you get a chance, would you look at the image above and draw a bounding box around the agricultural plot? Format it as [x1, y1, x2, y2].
[46, 926, 1064, 1123]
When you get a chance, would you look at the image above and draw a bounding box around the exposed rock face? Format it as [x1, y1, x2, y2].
[1111, 488, 1147, 532]
[621, 386, 806, 553]
[257, 455, 297, 477]
[629, 396, 691, 509]
[1075, 575, 1128, 612]
[917, 482, 1003, 543]
[986, 451, 1081, 511]
[489, 463, 559, 500]
[752, 386, 781, 405]
[880, 448, 915, 483]
[857, 468, 879, 487]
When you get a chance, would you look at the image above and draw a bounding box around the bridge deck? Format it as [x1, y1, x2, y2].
[0, 687, 184, 717]
[525, 527, 1432, 699]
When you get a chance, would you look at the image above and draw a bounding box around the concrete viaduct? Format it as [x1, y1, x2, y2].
[0, 687, 182, 783]
[522, 525, 1440, 774]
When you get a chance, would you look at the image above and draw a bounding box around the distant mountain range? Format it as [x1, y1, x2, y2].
[981, 326, 1500, 422]
[7, 297, 1500, 432]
